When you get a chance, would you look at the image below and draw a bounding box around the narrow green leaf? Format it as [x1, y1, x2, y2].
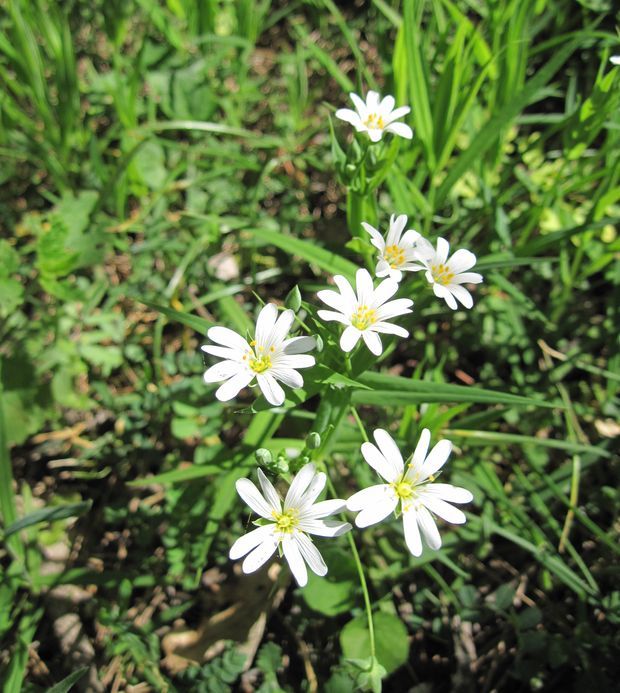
[436, 37, 580, 206]
[447, 429, 612, 459]
[46, 667, 89, 693]
[245, 227, 357, 281]
[137, 299, 212, 334]
[352, 372, 560, 409]
[4, 500, 92, 538]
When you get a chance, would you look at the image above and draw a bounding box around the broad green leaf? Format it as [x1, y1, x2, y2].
[341, 611, 409, 675]
[301, 548, 357, 616]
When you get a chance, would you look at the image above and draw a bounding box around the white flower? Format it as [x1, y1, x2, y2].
[230, 463, 352, 587]
[347, 429, 473, 557]
[317, 268, 413, 356]
[202, 303, 315, 406]
[611, 56, 620, 65]
[411, 237, 483, 310]
[335, 91, 413, 143]
[362, 214, 422, 282]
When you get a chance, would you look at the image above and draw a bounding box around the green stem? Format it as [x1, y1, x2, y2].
[326, 475, 376, 661]
[350, 405, 369, 442]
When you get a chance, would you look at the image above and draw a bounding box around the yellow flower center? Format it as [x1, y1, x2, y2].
[351, 305, 377, 330]
[391, 479, 414, 500]
[364, 112, 385, 130]
[242, 342, 276, 373]
[431, 263, 455, 286]
[272, 508, 299, 534]
[384, 244, 405, 269]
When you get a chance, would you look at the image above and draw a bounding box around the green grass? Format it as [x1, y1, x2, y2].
[0, 0, 619, 690]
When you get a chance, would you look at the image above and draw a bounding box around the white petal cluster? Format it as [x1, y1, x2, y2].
[347, 429, 473, 556]
[362, 214, 422, 282]
[202, 303, 316, 406]
[611, 56, 620, 65]
[336, 91, 413, 142]
[317, 268, 413, 355]
[411, 237, 483, 310]
[230, 463, 352, 586]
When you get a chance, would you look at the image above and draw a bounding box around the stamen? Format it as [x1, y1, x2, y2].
[384, 244, 406, 269]
[363, 112, 386, 130]
[271, 509, 299, 534]
[350, 306, 377, 330]
[431, 263, 455, 286]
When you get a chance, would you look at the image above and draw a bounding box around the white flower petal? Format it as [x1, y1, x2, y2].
[400, 229, 421, 246]
[255, 303, 278, 347]
[385, 122, 413, 139]
[384, 105, 410, 123]
[271, 368, 304, 389]
[336, 108, 363, 126]
[215, 370, 254, 402]
[375, 298, 413, 320]
[449, 284, 474, 309]
[257, 372, 285, 406]
[386, 214, 407, 246]
[282, 535, 308, 586]
[273, 354, 315, 369]
[349, 92, 368, 118]
[284, 463, 316, 510]
[372, 322, 409, 338]
[317, 309, 349, 325]
[201, 344, 245, 360]
[340, 325, 361, 352]
[333, 275, 358, 307]
[346, 484, 392, 511]
[416, 505, 442, 550]
[453, 272, 483, 285]
[257, 468, 282, 512]
[407, 428, 430, 478]
[366, 90, 380, 111]
[402, 508, 423, 556]
[448, 248, 477, 274]
[371, 277, 399, 308]
[362, 329, 382, 355]
[294, 533, 328, 577]
[241, 536, 278, 574]
[297, 471, 326, 509]
[203, 360, 243, 383]
[268, 308, 296, 347]
[425, 483, 473, 504]
[376, 260, 391, 278]
[361, 440, 400, 482]
[282, 336, 316, 354]
[421, 440, 452, 479]
[436, 237, 450, 264]
[372, 429, 405, 476]
[347, 485, 398, 527]
[379, 94, 395, 114]
[207, 326, 250, 352]
[419, 494, 467, 524]
[317, 289, 348, 312]
[355, 268, 374, 306]
[300, 498, 346, 519]
[368, 128, 383, 142]
[229, 524, 276, 560]
[298, 518, 351, 537]
[236, 477, 275, 519]
[433, 282, 458, 310]
[361, 222, 385, 251]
